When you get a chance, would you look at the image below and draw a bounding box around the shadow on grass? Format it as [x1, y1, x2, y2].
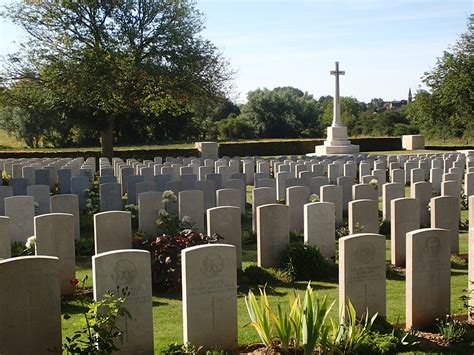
[61, 301, 88, 315]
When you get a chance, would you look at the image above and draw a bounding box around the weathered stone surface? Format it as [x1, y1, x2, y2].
[348, 199, 379, 234]
[257, 204, 289, 268]
[93, 249, 154, 354]
[94, 211, 132, 254]
[34, 213, 75, 295]
[0, 256, 62, 354]
[286, 186, 310, 233]
[430, 196, 459, 254]
[0, 217, 10, 259]
[391, 198, 420, 267]
[182, 244, 237, 350]
[50, 194, 80, 240]
[406, 228, 450, 329]
[339, 233, 386, 318]
[304, 202, 335, 258]
[4, 195, 35, 243]
[207, 206, 242, 268]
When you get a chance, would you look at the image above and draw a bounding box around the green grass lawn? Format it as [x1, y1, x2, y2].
[62, 185, 473, 353]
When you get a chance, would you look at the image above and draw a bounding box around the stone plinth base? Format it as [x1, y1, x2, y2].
[402, 135, 425, 150]
[313, 125, 360, 155]
[315, 144, 360, 155]
[195, 141, 218, 159]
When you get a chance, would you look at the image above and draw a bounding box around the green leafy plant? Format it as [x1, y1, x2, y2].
[269, 303, 293, 352]
[240, 265, 292, 286]
[301, 284, 334, 354]
[436, 315, 467, 343]
[132, 230, 222, 292]
[245, 284, 335, 354]
[84, 189, 100, 216]
[161, 342, 229, 355]
[378, 219, 390, 236]
[460, 191, 468, 210]
[124, 203, 139, 229]
[155, 208, 195, 236]
[63, 276, 131, 354]
[451, 254, 468, 269]
[245, 287, 274, 347]
[2, 170, 10, 185]
[281, 243, 329, 281]
[335, 223, 350, 240]
[332, 299, 377, 354]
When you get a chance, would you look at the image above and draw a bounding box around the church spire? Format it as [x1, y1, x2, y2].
[408, 88, 413, 103]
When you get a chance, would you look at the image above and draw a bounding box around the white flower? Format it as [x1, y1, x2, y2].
[25, 235, 36, 250]
[309, 194, 320, 202]
[158, 209, 169, 217]
[163, 190, 174, 199]
[181, 215, 192, 224]
[163, 190, 177, 202]
[369, 179, 378, 186]
[86, 203, 93, 209]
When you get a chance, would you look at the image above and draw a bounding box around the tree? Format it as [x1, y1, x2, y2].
[321, 96, 365, 135]
[240, 87, 321, 138]
[0, 1, 233, 158]
[407, 15, 473, 140]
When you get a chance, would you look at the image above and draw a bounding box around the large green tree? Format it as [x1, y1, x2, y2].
[0, 0, 232, 158]
[239, 87, 321, 138]
[406, 15, 473, 140]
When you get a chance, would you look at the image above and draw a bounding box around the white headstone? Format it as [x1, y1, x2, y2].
[182, 244, 237, 350]
[93, 249, 154, 354]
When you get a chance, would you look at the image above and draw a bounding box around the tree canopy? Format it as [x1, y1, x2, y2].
[0, 0, 233, 157]
[405, 15, 473, 140]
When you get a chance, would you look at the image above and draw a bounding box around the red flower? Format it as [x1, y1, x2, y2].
[70, 278, 80, 285]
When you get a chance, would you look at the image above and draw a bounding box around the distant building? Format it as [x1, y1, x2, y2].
[382, 88, 411, 111]
[383, 99, 408, 111]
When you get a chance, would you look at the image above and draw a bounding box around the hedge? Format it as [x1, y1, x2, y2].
[219, 137, 402, 157]
[0, 137, 403, 160]
[426, 145, 474, 151]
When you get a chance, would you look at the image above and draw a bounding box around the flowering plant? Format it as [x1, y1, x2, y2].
[63, 275, 131, 354]
[155, 208, 195, 236]
[133, 230, 222, 292]
[369, 179, 378, 190]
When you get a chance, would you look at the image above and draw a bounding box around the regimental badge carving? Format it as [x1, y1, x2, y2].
[200, 253, 224, 277]
[424, 236, 441, 258]
[111, 259, 137, 285]
[356, 242, 376, 264]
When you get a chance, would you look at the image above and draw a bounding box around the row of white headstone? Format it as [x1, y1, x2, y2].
[0, 152, 474, 352]
[2, 208, 473, 354]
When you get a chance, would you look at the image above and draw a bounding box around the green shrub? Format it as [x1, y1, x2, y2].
[240, 265, 292, 285]
[332, 301, 377, 354]
[217, 115, 256, 140]
[451, 254, 468, 269]
[437, 315, 467, 343]
[75, 235, 94, 257]
[378, 219, 391, 236]
[241, 230, 256, 245]
[357, 331, 399, 354]
[336, 223, 350, 240]
[281, 243, 329, 281]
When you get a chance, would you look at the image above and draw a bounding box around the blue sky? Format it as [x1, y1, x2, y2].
[196, 0, 473, 102]
[0, 0, 472, 103]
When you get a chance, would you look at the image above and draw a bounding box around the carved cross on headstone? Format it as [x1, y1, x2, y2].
[330, 61, 345, 127]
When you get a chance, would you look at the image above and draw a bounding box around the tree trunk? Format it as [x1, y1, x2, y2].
[101, 116, 114, 160]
